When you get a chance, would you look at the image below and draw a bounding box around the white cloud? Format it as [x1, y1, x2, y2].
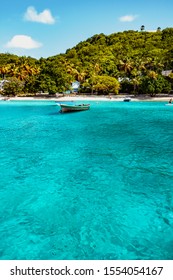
[24, 6, 55, 24]
[119, 15, 138, 22]
[6, 35, 42, 49]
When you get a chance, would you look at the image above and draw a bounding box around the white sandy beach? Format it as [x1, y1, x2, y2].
[2, 95, 172, 102]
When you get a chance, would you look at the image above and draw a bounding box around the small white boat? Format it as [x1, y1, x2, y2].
[59, 103, 90, 113]
[123, 96, 131, 102]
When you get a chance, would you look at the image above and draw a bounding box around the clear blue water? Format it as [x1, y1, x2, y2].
[0, 100, 173, 260]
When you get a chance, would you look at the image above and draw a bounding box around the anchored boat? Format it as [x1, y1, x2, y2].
[59, 103, 90, 113]
[123, 96, 131, 102]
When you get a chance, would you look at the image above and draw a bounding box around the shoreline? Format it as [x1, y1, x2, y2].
[0, 95, 173, 102]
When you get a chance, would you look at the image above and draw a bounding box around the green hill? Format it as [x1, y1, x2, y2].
[1, 28, 173, 96]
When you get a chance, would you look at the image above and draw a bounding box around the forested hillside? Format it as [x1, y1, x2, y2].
[1, 27, 173, 96]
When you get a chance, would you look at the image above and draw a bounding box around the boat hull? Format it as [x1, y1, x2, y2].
[60, 104, 90, 112]
[123, 98, 131, 102]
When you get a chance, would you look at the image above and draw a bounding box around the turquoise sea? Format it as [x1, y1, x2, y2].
[0, 100, 173, 260]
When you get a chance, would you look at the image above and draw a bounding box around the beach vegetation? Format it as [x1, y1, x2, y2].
[1, 28, 173, 96]
[91, 75, 120, 94]
[3, 77, 24, 96]
[139, 75, 171, 96]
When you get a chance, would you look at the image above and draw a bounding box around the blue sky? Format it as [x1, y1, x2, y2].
[1, 0, 173, 59]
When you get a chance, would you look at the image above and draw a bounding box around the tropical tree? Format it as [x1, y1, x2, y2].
[140, 74, 171, 95]
[3, 77, 25, 96]
[91, 75, 120, 94]
[157, 27, 161, 32]
[119, 58, 134, 77]
[140, 25, 145, 32]
[0, 65, 11, 79]
[147, 70, 158, 80]
[130, 68, 142, 95]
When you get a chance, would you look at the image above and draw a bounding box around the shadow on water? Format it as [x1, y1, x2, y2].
[48, 110, 89, 116]
[48, 112, 61, 116]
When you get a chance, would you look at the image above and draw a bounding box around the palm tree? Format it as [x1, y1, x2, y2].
[0, 65, 10, 79]
[157, 27, 161, 32]
[9, 63, 40, 81]
[137, 59, 146, 74]
[147, 70, 158, 80]
[76, 70, 86, 83]
[90, 63, 102, 94]
[94, 63, 101, 75]
[119, 59, 134, 77]
[130, 68, 141, 95]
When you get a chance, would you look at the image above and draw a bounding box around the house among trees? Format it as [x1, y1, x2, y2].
[71, 81, 80, 93]
[161, 70, 172, 76]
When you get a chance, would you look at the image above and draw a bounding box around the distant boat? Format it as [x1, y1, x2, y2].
[165, 99, 173, 106]
[0, 97, 10, 101]
[123, 96, 131, 102]
[59, 103, 90, 113]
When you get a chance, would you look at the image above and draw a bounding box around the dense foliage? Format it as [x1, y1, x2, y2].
[1, 27, 173, 96]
